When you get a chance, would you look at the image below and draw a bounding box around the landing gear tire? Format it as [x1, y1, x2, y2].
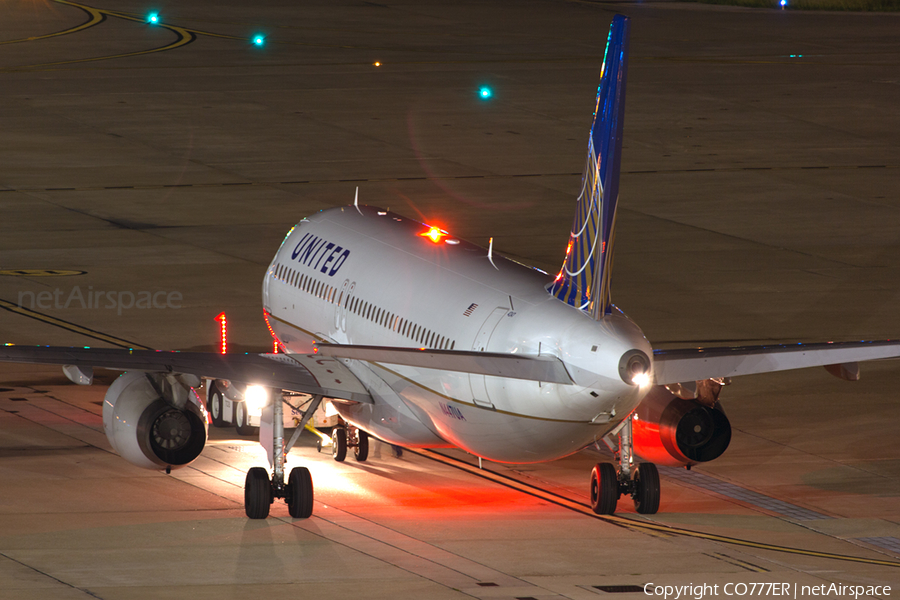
[332, 427, 347, 462]
[235, 401, 257, 436]
[287, 467, 314, 518]
[209, 389, 226, 428]
[590, 462, 619, 515]
[244, 467, 272, 519]
[632, 463, 660, 514]
[353, 430, 369, 462]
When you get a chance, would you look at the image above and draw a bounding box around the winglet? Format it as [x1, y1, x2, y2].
[548, 15, 630, 319]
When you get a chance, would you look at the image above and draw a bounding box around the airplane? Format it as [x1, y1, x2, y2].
[3, 14, 900, 520]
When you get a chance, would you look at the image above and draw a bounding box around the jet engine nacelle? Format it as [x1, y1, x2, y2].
[631, 385, 731, 467]
[103, 371, 208, 471]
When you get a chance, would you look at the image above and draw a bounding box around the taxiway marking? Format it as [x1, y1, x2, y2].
[418, 449, 900, 569]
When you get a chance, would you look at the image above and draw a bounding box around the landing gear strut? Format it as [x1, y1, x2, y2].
[244, 392, 322, 519]
[590, 414, 660, 515]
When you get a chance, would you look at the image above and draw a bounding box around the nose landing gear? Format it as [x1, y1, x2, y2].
[590, 414, 660, 515]
[330, 421, 369, 462]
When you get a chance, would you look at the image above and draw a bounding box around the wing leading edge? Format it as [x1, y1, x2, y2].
[0, 346, 372, 403]
[653, 340, 900, 385]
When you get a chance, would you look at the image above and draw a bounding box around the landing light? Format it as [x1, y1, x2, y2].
[147, 12, 159, 24]
[245, 385, 269, 415]
[632, 372, 651, 387]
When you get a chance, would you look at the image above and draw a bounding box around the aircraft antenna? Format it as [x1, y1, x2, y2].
[354, 186, 362, 214]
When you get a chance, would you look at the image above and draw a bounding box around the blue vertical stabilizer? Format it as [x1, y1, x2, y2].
[548, 14, 630, 319]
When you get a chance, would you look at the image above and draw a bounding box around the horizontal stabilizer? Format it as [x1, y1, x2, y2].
[314, 343, 574, 385]
[653, 340, 900, 385]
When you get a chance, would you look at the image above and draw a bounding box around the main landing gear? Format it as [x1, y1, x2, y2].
[245, 465, 314, 519]
[244, 392, 323, 519]
[590, 414, 660, 515]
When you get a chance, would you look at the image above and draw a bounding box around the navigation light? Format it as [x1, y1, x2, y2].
[479, 87, 493, 99]
[147, 12, 159, 24]
[253, 35, 265, 46]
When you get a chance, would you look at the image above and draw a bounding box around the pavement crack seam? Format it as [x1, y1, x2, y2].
[0, 551, 105, 599]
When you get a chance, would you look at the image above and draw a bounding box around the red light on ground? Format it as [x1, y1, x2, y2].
[419, 226, 447, 244]
[215, 312, 227, 354]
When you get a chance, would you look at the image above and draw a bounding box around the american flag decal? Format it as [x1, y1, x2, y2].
[463, 303, 478, 316]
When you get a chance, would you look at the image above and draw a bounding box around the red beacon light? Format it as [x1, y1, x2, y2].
[419, 225, 447, 244]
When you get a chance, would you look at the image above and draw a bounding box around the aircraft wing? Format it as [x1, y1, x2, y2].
[653, 340, 900, 385]
[0, 346, 372, 403]
[314, 343, 574, 384]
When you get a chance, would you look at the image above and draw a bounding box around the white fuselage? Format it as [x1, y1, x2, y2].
[263, 206, 652, 463]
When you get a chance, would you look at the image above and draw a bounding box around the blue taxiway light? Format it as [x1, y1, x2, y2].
[253, 35, 265, 46]
[479, 87, 492, 99]
[147, 12, 159, 24]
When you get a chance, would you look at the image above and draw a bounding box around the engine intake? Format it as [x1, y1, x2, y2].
[103, 371, 208, 470]
[631, 386, 731, 467]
